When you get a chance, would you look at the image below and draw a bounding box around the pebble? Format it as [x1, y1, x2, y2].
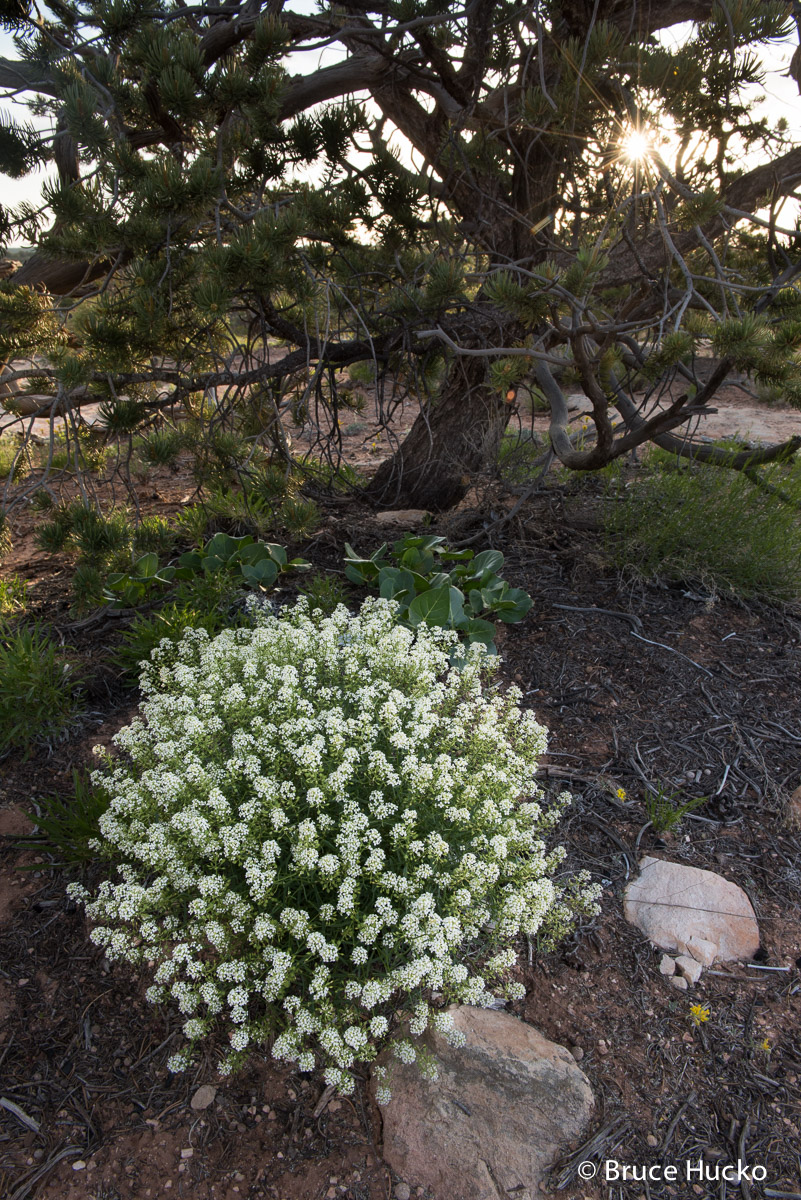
[670, 975, 689, 991]
[647, 1134, 658, 1147]
[190, 1085, 217, 1111]
[395, 1185, 411, 1200]
[180, 1148, 194, 1159]
[72, 1161, 86, 1171]
[570, 1046, 584, 1062]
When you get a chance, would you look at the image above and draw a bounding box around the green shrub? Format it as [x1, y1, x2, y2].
[300, 571, 350, 616]
[0, 622, 84, 755]
[344, 534, 533, 657]
[112, 599, 227, 683]
[18, 771, 109, 867]
[0, 436, 28, 482]
[0, 574, 26, 615]
[134, 515, 175, 556]
[603, 450, 801, 600]
[68, 599, 597, 1092]
[140, 427, 183, 467]
[279, 495, 320, 539]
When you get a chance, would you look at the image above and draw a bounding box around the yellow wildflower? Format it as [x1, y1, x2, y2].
[689, 1003, 710, 1026]
[615, 787, 627, 802]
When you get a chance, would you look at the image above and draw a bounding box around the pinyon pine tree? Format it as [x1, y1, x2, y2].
[1, 0, 800, 513]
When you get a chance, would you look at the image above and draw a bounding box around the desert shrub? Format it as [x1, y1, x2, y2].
[300, 571, 350, 616]
[134, 515, 176, 557]
[69, 598, 595, 1093]
[18, 770, 110, 867]
[140, 427, 183, 468]
[112, 598, 228, 683]
[0, 436, 28, 482]
[0, 621, 84, 755]
[604, 451, 801, 601]
[0, 573, 27, 615]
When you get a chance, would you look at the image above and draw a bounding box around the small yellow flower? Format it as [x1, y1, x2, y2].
[615, 787, 627, 802]
[760, 1037, 771, 1053]
[689, 1003, 710, 1026]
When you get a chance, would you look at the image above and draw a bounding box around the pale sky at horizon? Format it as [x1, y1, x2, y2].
[0, 19, 798, 244]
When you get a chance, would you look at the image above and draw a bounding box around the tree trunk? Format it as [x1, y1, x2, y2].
[366, 354, 510, 511]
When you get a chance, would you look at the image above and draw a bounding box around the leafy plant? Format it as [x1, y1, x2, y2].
[112, 599, 227, 683]
[604, 450, 801, 601]
[644, 783, 707, 833]
[0, 621, 84, 756]
[103, 551, 180, 607]
[174, 531, 311, 590]
[344, 534, 532, 656]
[103, 533, 310, 608]
[140, 427, 183, 467]
[134, 515, 175, 556]
[0, 573, 27, 615]
[300, 571, 350, 616]
[278, 495, 320, 539]
[17, 770, 109, 867]
[0, 512, 11, 559]
[0, 436, 28, 482]
[68, 599, 597, 1091]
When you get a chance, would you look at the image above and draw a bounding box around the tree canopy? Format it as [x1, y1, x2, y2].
[1, 0, 800, 512]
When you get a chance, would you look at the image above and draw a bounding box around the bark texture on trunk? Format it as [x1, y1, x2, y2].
[366, 355, 510, 511]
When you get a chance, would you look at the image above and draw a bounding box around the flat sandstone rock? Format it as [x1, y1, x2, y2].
[373, 1006, 594, 1200]
[624, 856, 759, 962]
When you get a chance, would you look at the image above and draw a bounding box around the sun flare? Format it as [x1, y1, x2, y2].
[620, 127, 654, 163]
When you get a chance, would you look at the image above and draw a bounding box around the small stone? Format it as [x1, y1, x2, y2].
[675, 955, 703, 985]
[373, 509, 430, 527]
[180, 1148, 194, 1159]
[686, 936, 717, 967]
[647, 1135, 658, 1147]
[659, 954, 676, 976]
[571, 1046, 584, 1062]
[190, 1085, 217, 1111]
[395, 1185, 411, 1200]
[596, 1038, 608, 1055]
[72, 1161, 86, 1171]
[326, 1189, 337, 1199]
[670, 975, 688, 991]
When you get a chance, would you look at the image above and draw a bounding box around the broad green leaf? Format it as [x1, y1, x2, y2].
[470, 549, 505, 577]
[133, 552, 159, 578]
[407, 585, 466, 629]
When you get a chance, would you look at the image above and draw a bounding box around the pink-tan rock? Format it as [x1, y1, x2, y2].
[624, 857, 759, 962]
[373, 1006, 594, 1200]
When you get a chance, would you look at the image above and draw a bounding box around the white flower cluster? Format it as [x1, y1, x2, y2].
[68, 598, 597, 1093]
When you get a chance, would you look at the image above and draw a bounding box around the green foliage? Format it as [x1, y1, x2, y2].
[112, 598, 227, 683]
[17, 771, 110, 868]
[644, 784, 707, 834]
[343, 534, 532, 657]
[0, 573, 27, 615]
[603, 450, 801, 600]
[278, 495, 320, 539]
[0, 512, 11, 558]
[0, 621, 84, 756]
[300, 571, 350, 616]
[0, 436, 28, 482]
[103, 531, 309, 609]
[139, 426, 183, 467]
[134, 514, 175, 556]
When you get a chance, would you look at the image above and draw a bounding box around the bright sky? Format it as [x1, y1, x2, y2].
[0, 20, 798, 241]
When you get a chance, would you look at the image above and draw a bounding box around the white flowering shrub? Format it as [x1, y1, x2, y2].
[69, 597, 596, 1094]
